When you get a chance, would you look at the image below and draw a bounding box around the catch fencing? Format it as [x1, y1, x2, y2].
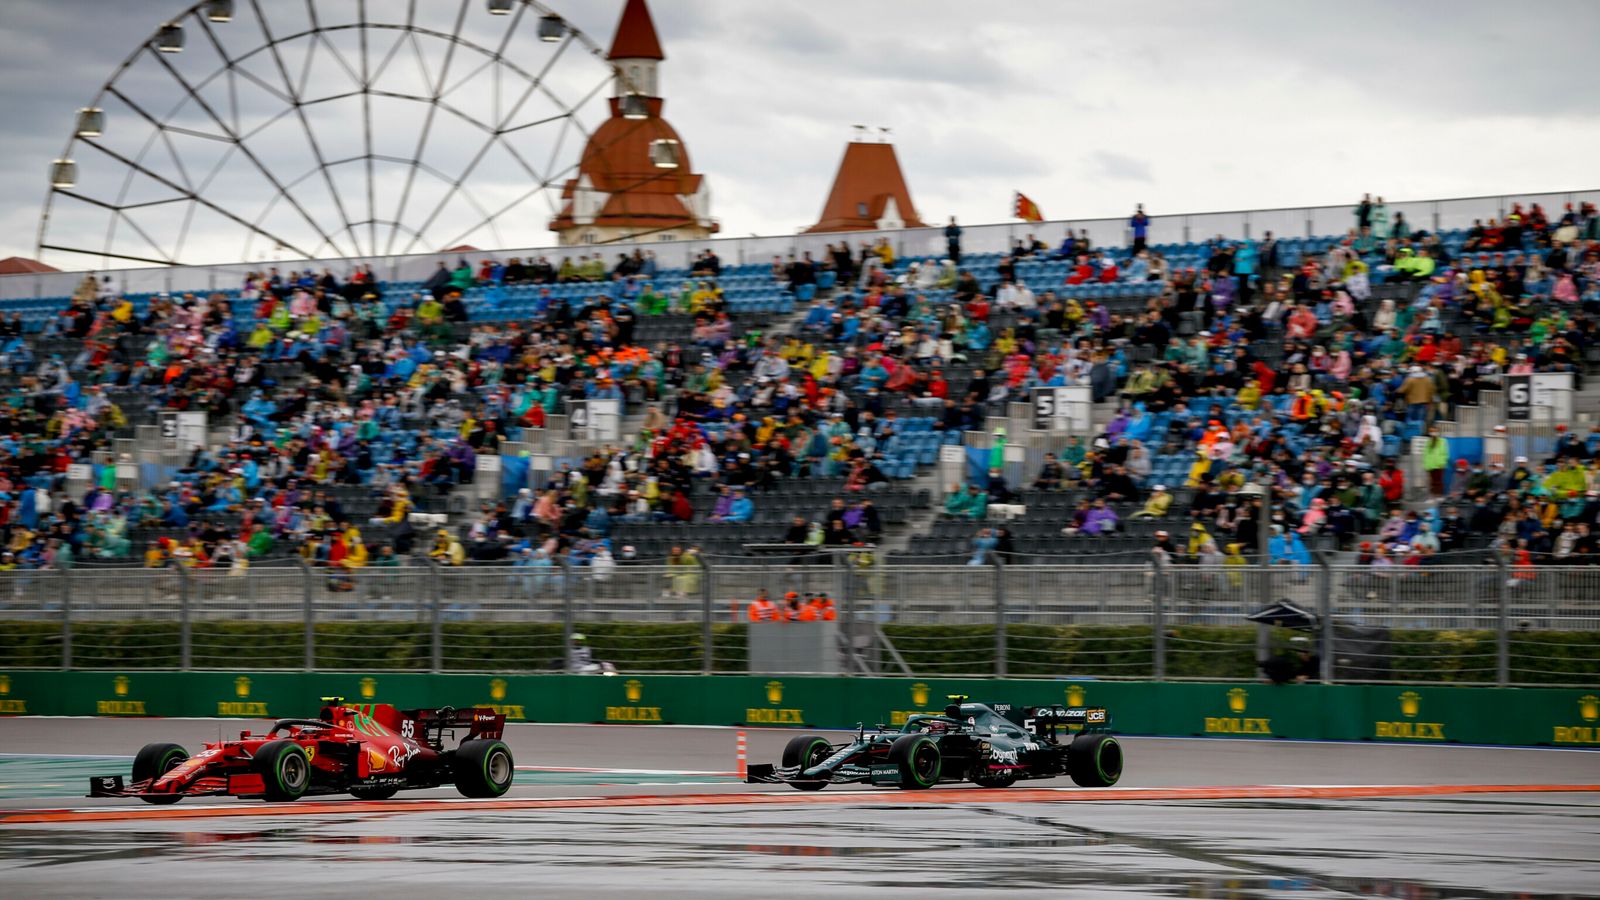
[1, 557, 1596, 686]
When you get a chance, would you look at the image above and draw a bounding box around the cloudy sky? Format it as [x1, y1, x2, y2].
[3, 0, 1598, 270]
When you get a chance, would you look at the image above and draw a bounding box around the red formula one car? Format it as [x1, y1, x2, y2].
[88, 699, 514, 804]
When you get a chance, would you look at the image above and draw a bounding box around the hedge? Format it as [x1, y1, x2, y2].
[0, 621, 1594, 683]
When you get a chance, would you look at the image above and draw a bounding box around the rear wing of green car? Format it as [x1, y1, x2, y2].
[1007, 704, 1113, 737]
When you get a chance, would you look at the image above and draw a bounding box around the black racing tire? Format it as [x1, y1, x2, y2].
[131, 742, 189, 805]
[453, 739, 514, 798]
[255, 740, 312, 802]
[349, 785, 400, 800]
[888, 734, 942, 790]
[781, 735, 834, 791]
[1068, 733, 1123, 787]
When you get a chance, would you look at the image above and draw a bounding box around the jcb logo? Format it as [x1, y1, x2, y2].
[1399, 691, 1421, 718]
[1066, 684, 1086, 707]
[911, 682, 929, 707]
[114, 676, 130, 697]
[490, 678, 507, 701]
[624, 679, 643, 702]
[359, 677, 377, 699]
[1227, 688, 1248, 713]
[234, 676, 252, 699]
[766, 681, 784, 705]
[1581, 695, 1599, 723]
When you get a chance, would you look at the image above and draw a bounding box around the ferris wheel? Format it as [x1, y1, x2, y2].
[37, 0, 637, 269]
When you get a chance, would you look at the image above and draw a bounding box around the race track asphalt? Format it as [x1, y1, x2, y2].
[0, 717, 1596, 897]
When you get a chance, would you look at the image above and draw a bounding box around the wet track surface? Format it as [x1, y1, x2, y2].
[1, 719, 1597, 897]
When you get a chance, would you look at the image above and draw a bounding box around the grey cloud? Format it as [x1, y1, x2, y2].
[1088, 151, 1152, 183]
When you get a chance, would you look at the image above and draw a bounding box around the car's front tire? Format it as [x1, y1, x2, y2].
[780, 735, 833, 791]
[131, 742, 188, 805]
[888, 734, 942, 790]
[1068, 733, 1123, 787]
[255, 740, 311, 801]
[453, 739, 514, 798]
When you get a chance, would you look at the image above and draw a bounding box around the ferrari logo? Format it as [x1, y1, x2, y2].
[1399, 691, 1421, 718]
[765, 681, 784, 705]
[1066, 684, 1085, 707]
[490, 678, 507, 701]
[114, 675, 130, 697]
[234, 676, 251, 699]
[304, 745, 315, 762]
[1227, 687, 1247, 713]
[624, 679, 643, 702]
[1580, 695, 1598, 723]
[359, 677, 377, 700]
[911, 682, 929, 707]
[0, 675, 10, 696]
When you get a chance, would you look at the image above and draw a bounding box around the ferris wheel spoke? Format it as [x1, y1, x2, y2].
[143, 44, 349, 258]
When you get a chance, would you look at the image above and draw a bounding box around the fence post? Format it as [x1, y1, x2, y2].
[1489, 543, 1510, 687]
[697, 554, 714, 675]
[1149, 551, 1167, 681]
[989, 551, 1007, 678]
[295, 558, 315, 671]
[1311, 548, 1334, 684]
[560, 557, 575, 674]
[174, 564, 192, 671]
[426, 559, 444, 674]
[59, 569, 73, 671]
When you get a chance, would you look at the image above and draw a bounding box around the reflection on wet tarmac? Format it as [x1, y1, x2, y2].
[1, 795, 1596, 898]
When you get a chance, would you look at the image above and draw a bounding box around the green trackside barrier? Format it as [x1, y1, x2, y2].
[1, 672, 1596, 749]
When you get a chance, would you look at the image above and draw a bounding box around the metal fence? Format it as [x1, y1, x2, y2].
[1, 558, 1596, 686]
[7, 188, 1598, 299]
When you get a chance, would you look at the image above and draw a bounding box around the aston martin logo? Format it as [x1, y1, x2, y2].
[1227, 687, 1247, 713]
[624, 679, 643, 702]
[490, 678, 508, 701]
[359, 677, 377, 699]
[1400, 691, 1421, 718]
[766, 681, 784, 705]
[911, 682, 929, 706]
[234, 676, 251, 699]
[1581, 695, 1599, 723]
[114, 675, 130, 697]
[1067, 684, 1086, 707]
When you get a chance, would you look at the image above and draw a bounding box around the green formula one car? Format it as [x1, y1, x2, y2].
[746, 696, 1123, 791]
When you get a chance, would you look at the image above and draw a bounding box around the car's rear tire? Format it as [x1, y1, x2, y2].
[349, 785, 399, 800]
[255, 740, 311, 801]
[131, 742, 188, 805]
[888, 734, 941, 790]
[780, 735, 833, 791]
[1068, 733, 1123, 787]
[453, 739, 514, 798]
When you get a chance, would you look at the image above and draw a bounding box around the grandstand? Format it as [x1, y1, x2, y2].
[0, 191, 1595, 589]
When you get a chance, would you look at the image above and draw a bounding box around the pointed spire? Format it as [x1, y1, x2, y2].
[608, 0, 664, 61]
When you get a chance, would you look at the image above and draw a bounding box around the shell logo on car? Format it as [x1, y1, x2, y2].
[367, 749, 388, 772]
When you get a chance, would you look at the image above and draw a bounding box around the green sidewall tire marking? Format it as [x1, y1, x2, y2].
[804, 739, 829, 769]
[911, 738, 939, 786]
[486, 742, 510, 788]
[276, 745, 308, 795]
[1097, 737, 1120, 784]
